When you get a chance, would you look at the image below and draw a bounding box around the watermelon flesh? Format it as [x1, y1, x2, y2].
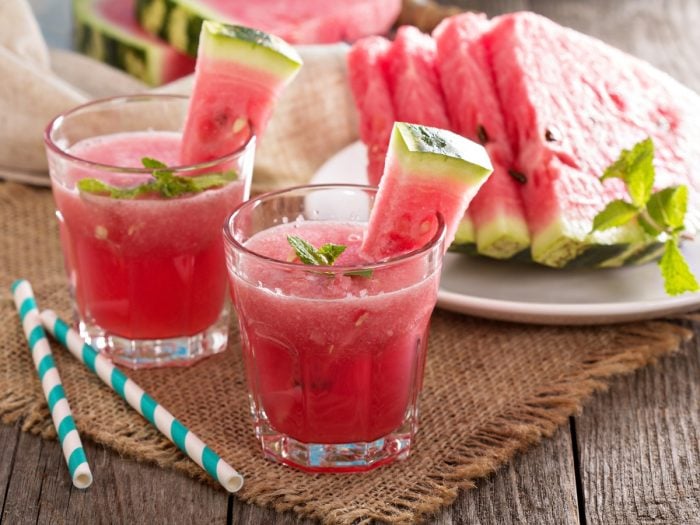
[484, 12, 700, 265]
[385, 26, 451, 131]
[181, 22, 302, 164]
[74, 0, 195, 86]
[361, 122, 493, 261]
[434, 13, 529, 258]
[346, 37, 395, 186]
[348, 26, 452, 186]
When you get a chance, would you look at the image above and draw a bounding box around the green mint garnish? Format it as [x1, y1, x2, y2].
[76, 157, 237, 199]
[591, 138, 698, 296]
[286, 235, 373, 278]
[287, 235, 346, 266]
[343, 269, 374, 278]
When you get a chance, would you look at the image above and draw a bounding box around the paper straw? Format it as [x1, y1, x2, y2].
[40, 310, 244, 493]
[11, 280, 93, 489]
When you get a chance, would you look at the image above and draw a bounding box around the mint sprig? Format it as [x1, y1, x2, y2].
[286, 235, 373, 278]
[287, 235, 346, 265]
[591, 138, 698, 296]
[77, 157, 237, 199]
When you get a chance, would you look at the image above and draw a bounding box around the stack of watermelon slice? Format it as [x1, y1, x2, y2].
[74, 0, 402, 86]
[347, 12, 700, 269]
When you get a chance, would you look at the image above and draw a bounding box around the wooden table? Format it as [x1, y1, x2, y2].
[3, 1, 700, 523]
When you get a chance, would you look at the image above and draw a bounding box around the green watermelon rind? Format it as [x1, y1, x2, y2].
[450, 215, 476, 251]
[73, 0, 169, 85]
[393, 122, 493, 183]
[135, 0, 228, 56]
[199, 21, 302, 78]
[475, 214, 531, 259]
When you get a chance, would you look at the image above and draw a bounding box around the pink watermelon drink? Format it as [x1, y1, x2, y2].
[224, 185, 445, 472]
[224, 124, 492, 472]
[45, 95, 255, 369]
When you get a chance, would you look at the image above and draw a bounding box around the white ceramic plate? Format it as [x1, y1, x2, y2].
[313, 141, 700, 324]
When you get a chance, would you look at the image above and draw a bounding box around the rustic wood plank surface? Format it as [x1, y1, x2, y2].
[431, 427, 580, 525]
[3, 1, 700, 524]
[576, 330, 700, 525]
[0, 424, 20, 519]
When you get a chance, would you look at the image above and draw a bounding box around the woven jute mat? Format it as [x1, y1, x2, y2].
[0, 182, 694, 524]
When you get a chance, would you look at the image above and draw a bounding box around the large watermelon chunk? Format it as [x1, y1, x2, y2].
[73, 0, 195, 86]
[181, 22, 302, 164]
[361, 122, 493, 260]
[484, 12, 700, 266]
[135, 0, 402, 56]
[346, 36, 395, 186]
[434, 13, 530, 259]
[385, 26, 451, 131]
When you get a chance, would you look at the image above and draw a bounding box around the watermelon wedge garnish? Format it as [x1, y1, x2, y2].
[180, 22, 302, 164]
[361, 122, 493, 261]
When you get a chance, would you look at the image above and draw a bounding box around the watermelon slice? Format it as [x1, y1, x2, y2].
[434, 13, 530, 259]
[483, 12, 700, 267]
[385, 26, 451, 131]
[361, 122, 493, 260]
[347, 36, 395, 186]
[135, 0, 402, 56]
[180, 22, 302, 164]
[73, 0, 195, 86]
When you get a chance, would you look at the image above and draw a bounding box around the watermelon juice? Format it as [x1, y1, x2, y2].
[223, 185, 445, 472]
[45, 95, 255, 369]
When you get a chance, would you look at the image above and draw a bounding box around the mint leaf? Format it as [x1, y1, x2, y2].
[287, 235, 324, 265]
[594, 138, 698, 297]
[591, 200, 639, 231]
[76, 178, 113, 196]
[659, 239, 699, 295]
[646, 185, 688, 232]
[141, 157, 168, 170]
[191, 170, 237, 191]
[601, 138, 654, 207]
[77, 158, 237, 199]
[317, 243, 347, 264]
[77, 178, 155, 199]
[344, 269, 374, 278]
[287, 235, 346, 266]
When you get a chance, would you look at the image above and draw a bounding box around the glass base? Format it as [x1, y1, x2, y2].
[78, 307, 229, 369]
[252, 401, 419, 472]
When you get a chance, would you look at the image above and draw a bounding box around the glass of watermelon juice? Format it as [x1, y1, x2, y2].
[223, 184, 445, 472]
[44, 95, 255, 369]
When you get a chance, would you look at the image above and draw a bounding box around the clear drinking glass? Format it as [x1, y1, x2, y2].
[44, 95, 255, 369]
[223, 184, 445, 472]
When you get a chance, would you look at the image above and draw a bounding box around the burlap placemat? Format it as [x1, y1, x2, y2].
[0, 182, 694, 524]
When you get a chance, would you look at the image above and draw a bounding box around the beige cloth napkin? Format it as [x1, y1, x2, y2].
[0, 0, 359, 191]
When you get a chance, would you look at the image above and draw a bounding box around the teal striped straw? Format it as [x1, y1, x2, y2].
[40, 309, 244, 493]
[11, 280, 92, 489]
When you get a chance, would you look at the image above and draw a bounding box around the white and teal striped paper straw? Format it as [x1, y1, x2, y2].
[11, 280, 93, 489]
[40, 309, 244, 493]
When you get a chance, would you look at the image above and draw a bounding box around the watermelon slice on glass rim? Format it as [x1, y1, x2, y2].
[362, 122, 493, 261]
[181, 21, 303, 165]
